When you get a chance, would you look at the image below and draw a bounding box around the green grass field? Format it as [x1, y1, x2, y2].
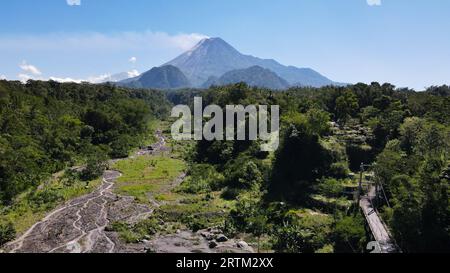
[111, 151, 236, 233]
[113, 155, 186, 204]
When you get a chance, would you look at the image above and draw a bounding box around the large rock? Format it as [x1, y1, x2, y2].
[216, 234, 228, 243]
[200, 231, 214, 241]
[208, 227, 222, 234]
[209, 241, 218, 249]
[237, 241, 249, 249]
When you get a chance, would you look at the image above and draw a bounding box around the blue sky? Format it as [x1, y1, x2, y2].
[0, 0, 449, 89]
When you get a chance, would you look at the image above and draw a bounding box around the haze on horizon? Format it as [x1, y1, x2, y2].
[0, 0, 449, 90]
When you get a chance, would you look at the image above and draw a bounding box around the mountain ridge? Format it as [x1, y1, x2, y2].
[118, 37, 345, 89]
[118, 65, 190, 90]
[165, 37, 340, 88]
[203, 65, 291, 90]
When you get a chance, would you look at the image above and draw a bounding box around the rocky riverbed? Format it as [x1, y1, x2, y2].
[3, 131, 252, 254]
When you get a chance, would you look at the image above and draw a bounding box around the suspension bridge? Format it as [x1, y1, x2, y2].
[358, 164, 400, 253]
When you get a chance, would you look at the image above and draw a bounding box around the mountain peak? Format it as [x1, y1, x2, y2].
[165, 37, 252, 86]
[196, 37, 227, 45]
[189, 37, 237, 53]
[165, 37, 337, 88]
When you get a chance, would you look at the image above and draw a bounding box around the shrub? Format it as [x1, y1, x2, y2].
[332, 214, 367, 253]
[133, 217, 162, 236]
[328, 162, 350, 179]
[220, 187, 241, 200]
[80, 155, 108, 181]
[184, 215, 210, 232]
[224, 159, 264, 190]
[0, 222, 16, 246]
[29, 188, 63, 211]
[318, 178, 345, 198]
[272, 213, 333, 253]
[178, 164, 225, 194]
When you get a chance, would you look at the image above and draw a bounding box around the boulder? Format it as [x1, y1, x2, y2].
[200, 231, 214, 241]
[210, 228, 222, 234]
[216, 234, 228, 242]
[237, 241, 249, 249]
[209, 241, 218, 249]
[144, 247, 156, 253]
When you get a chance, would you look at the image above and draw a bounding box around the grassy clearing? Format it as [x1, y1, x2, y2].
[108, 217, 184, 243]
[113, 155, 236, 232]
[158, 191, 235, 231]
[0, 174, 101, 234]
[154, 191, 183, 202]
[310, 194, 353, 211]
[113, 155, 186, 204]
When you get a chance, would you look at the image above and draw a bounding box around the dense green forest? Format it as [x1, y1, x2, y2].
[1, 79, 448, 252]
[168, 83, 449, 253]
[0, 80, 170, 204]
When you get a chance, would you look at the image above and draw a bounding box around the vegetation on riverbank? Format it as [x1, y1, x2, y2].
[0, 79, 171, 245]
[166, 83, 449, 253]
[0, 172, 101, 236]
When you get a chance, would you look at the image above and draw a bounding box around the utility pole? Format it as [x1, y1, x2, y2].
[358, 163, 364, 202]
[375, 178, 379, 207]
[358, 163, 373, 202]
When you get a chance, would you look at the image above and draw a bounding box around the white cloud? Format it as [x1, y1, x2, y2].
[67, 0, 81, 6]
[129, 57, 137, 64]
[18, 74, 33, 83]
[127, 69, 139, 78]
[15, 60, 134, 84]
[19, 61, 42, 75]
[0, 31, 209, 52]
[49, 71, 140, 84]
[15, 66, 111, 83]
[17, 62, 45, 82]
[3, 31, 208, 84]
[49, 77, 79, 83]
[50, 74, 110, 83]
[0, 75, 6, 80]
[87, 74, 112, 83]
[367, 0, 382, 6]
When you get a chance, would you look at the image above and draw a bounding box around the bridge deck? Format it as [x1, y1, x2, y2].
[360, 187, 399, 253]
